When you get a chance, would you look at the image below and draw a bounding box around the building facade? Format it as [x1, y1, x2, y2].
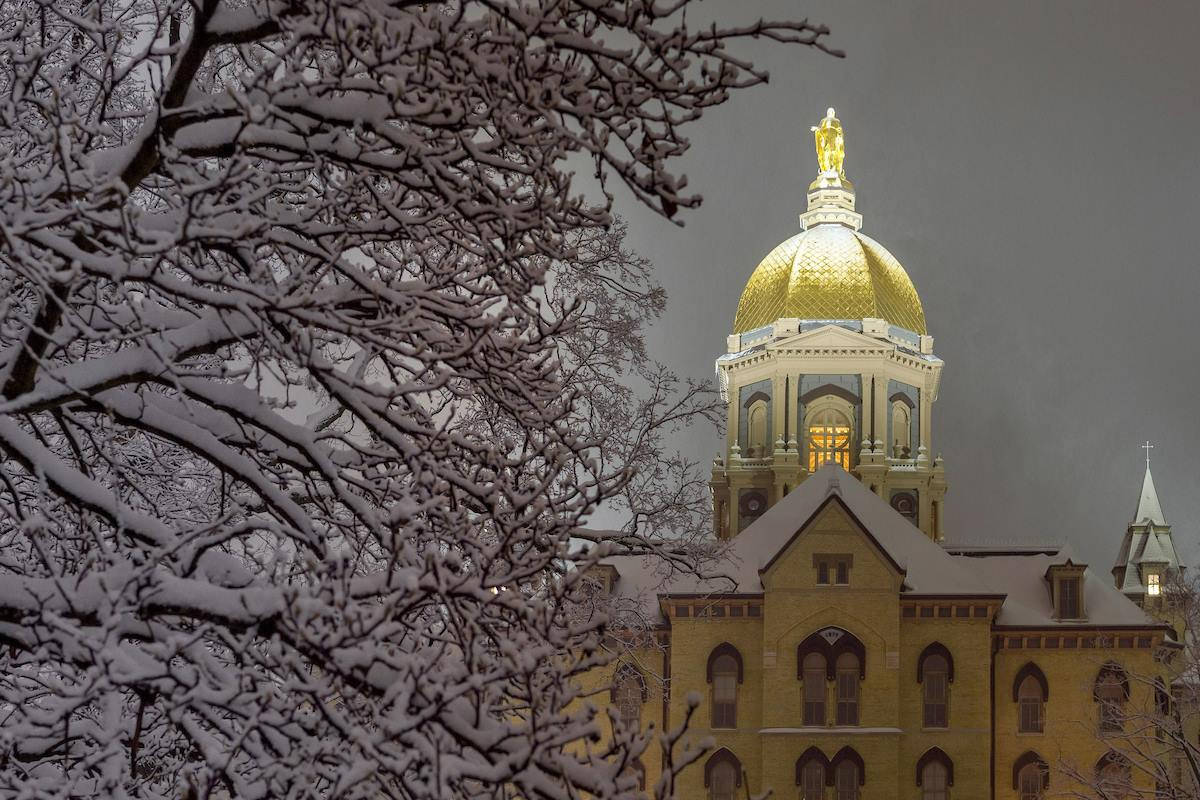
[594, 110, 1185, 800]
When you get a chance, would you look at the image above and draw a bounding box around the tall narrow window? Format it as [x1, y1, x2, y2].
[835, 652, 859, 726]
[1147, 573, 1161, 596]
[1058, 577, 1080, 619]
[1018, 675, 1045, 733]
[922, 654, 949, 728]
[1095, 665, 1128, 733]
[1018, 764, 1043, 800]
[806, 406, 852, 471]
[614, 672, 643, 730]
[921, 762, 949, 800]
[747, 400, 768, 458]
[711, 654, 738, 729]
[710, 760, 738, 800]
[800, 760, 825, 800]
[891, 400, 912, 458]
[803, 652, 827, 726]
[835, 761, 859, 800]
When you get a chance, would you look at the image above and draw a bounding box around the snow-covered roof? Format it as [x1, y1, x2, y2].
[956, 544, 1162, 629]
[599, 464, 1164, 631]
[1134, 465, 1168, 526]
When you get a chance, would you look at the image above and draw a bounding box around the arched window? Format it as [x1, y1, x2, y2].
[830, 747, 864, 800]
[1094, 662, 1129, 733]
[802, 652, 827, 726]
[1096, 752, 1131, 799]
[707, 644, 743, 729]
[891, 400, 912, 458]
[1012, 663, 1048, 734]
[916, 748, 954, 800]
[835, 652, 860, 726]
[746, 400, 768, 458]
[1012, 751, 1048, 800]
[705, 749, 742, 800]
[612, 666, 645, 730]
[805, 402, 853, 471]
[796, 747, 829, 800]
[918, 644, 953, 729]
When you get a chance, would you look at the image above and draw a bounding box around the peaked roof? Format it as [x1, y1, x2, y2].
[1134, 465, 1168, 526]
[597, 464, 989, 621]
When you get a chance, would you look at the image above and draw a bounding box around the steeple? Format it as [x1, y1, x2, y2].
[1112, 445, 1182, 609]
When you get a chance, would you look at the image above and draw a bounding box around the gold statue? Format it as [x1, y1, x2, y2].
[811, 107, 845, 179]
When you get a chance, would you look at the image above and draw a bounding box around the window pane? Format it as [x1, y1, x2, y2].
[712, 654, 738, 729]
[835, 560, 849, 585]
[801, 762, 825, 800]
[922, 762, 948, 800]
[807, 407, 852, 472]
[803, 653, 826, 726]
[835, 762, 859, 800]
[836, 654, 859, 726]
[711, 762, 737, 800]
[1059, 579, 1079, 618]
[1019, 765, 1042, 800]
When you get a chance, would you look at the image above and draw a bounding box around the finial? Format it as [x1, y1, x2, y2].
[811, 107, 845, 181]
[1141, 440, 1154, 469]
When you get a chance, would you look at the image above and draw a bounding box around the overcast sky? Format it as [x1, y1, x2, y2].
[609, 0, 1200, 568]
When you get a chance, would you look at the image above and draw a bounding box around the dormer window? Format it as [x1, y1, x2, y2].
[1147, 573, 1161, 596]
[1059, 577, 1081, 619]
[1046, 562, 1086, 620]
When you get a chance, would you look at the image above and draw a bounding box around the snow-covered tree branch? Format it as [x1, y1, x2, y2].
[0, 1, 835, 796]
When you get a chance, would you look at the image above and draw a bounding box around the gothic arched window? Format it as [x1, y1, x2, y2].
[705, 749, 742, 800]
[1096, 752, 1131, 799]
[1012, 751, 1048, 800]
[805, 401, 853, 471]
[802, 652, 826, 726]
[1094, 662, 1129, 733]
[835, 652, 860, 726]
[916, 748, 953, 800]
[1013, 663, 1048, 734]
[796, 746, 829, 800]
[707, 644, 743, 729]
[918, 644, 951, 729]
[830, 747, 864, 800]
[612, 666, 645, 730]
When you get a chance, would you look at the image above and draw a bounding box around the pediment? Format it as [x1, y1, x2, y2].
[769, 323, 891, 353]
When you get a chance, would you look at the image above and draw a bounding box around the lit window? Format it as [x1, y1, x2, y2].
[1147, 573, 1161, 596]
[807, 406, 852, 471]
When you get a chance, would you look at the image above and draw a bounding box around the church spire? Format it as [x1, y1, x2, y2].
[1133, 462, 1167, 526]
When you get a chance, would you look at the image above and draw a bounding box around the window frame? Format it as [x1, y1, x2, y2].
[835, 652, 860, 726]
[804, 397, 855, 472]
[802, 652, 827, 727]
[1012, 662, 1049, 734]
[917, 643, 954, 730]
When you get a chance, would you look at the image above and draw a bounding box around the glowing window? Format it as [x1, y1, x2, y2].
[807, 406, 852, 472]
[1147, 573, 1161, 596]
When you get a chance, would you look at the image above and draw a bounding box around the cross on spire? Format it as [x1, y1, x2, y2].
[1141, 440, 1154, 469]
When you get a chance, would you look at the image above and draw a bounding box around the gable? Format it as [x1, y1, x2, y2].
[760, 495, 906, 592]
[770, 323, 893, 354]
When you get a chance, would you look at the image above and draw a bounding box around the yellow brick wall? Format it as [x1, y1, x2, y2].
[583, 500, 1168, 799]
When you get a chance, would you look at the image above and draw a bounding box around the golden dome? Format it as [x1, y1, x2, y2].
[732, 224, 927, 335]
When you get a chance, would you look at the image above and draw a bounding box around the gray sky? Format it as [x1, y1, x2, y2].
[613, 0, 1200, 568]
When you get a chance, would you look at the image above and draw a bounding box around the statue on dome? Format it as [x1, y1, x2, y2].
[811, 107, 845, 179]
